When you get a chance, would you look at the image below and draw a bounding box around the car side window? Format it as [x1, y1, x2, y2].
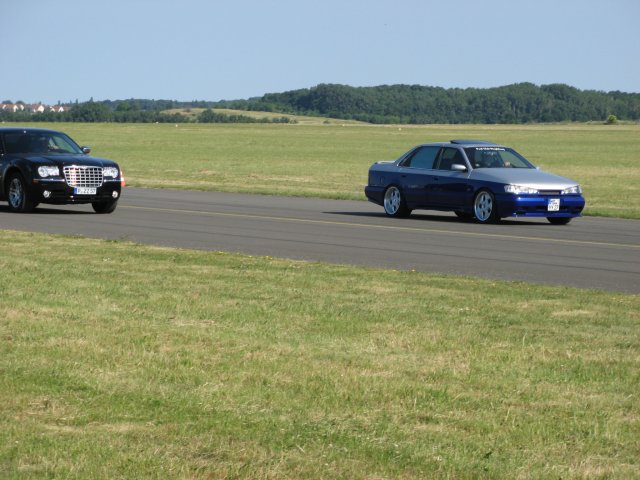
[436, 147, 464, 170]
[402, 146, 440, 169]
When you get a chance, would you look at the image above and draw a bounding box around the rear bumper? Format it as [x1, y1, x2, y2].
[497, 194, 586, 218]
[364, 186, 385, 206]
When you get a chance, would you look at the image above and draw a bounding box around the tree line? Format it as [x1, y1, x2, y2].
[219, 83, 640, 124]
[0, 101, 292, 124]
[2, 83, 638, 124]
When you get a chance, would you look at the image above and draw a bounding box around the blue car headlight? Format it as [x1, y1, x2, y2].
[37, 166, 60, 178]
[504, 184, 539, 195]
[561, 185, 582, 195]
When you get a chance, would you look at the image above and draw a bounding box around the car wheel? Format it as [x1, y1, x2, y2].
[383, 186, 411, 217]
[547, 217, 571, 225]
[473, 189, 499, 224]
[7, 173, 36, 213]
[92, 200, 118, 214]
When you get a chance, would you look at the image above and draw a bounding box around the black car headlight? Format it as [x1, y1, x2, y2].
[37, 166, 60, 177]
[103, 167, 119, 178]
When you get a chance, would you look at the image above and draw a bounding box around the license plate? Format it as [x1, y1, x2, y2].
[74, 187, 97, 195]
[548, 198, 560, 211]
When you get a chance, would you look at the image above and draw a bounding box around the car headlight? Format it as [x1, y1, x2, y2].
[504, 184, 539, 195]
[561, 185, 582, 195]
[37, 166, 60, 177]
[103, 167, 119, 178]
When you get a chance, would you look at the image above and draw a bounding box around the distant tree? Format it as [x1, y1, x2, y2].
[67, 101, 112, 122]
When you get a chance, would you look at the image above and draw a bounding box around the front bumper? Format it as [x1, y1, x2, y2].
[32, 178, 122, 204]
[497, 193, 586, 218]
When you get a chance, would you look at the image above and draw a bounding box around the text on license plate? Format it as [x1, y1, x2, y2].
[548, 198, 560, 211]
[74, 187, 97, 195]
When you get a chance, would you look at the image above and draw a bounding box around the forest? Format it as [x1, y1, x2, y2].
[223, 83, 640, 124]
[2, 83, 638, 124]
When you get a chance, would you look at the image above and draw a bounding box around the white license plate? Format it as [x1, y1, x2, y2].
[74, 187, 97, 195]
[548, 198, 560, 211]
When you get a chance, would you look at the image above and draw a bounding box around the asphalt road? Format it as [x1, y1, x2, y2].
[1, 187, 638, 293]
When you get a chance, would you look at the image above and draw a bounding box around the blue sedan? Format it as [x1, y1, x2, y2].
[364, 140, 585, 224]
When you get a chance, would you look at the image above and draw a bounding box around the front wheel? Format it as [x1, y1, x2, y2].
[7, 173, 36, 213]
[92, 200, 118, 214]
[547, 217, 572, 225]
[383, 186, 411, 218]
[473, 190, 499, 224]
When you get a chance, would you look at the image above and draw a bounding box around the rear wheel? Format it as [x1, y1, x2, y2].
[383, 186, 411, 218]
[7, 173, 36, 213]
[473, 190, 499, 224]
[92, 199, 118, 214]
[547, 217, 571, 225]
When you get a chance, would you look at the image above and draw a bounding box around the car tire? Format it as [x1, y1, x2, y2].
[92, 200, 118, 214]
[547, 217, 572, 225]
[6, 173, 36, 213]
[473, 189, 499, 224]
[383, 186, 411, 218]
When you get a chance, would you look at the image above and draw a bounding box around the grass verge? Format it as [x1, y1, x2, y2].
[1, 230, 638, 478]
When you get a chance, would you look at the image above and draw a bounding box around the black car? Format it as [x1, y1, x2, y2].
[0, 127, 123, 213]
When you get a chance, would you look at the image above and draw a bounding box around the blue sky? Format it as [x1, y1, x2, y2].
[3, 0, 638, 104]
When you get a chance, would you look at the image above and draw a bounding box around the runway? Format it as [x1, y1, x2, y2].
[1, 187, 638, 293]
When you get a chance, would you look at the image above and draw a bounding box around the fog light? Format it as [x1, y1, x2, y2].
[43, 190, 52, 199]
[112, 191, 119, 199]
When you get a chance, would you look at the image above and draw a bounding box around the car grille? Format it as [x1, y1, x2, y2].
[538, 190, 562, 195]
[63, 166, 104, 188]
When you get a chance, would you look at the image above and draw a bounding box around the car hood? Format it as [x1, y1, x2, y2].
[21, 154, 118, 167]
[470, 168, 579, 190]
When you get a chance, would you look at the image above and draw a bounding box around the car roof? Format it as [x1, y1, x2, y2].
[0, 127, 61, 134]
[416, 139, 505, 148]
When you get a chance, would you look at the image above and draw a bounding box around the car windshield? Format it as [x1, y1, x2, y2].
[464, 147, 534, 169]
[3, 131, 83, 155]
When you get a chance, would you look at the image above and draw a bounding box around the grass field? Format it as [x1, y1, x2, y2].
[8, 121, 640, 219]
[1, 230, 638, 479]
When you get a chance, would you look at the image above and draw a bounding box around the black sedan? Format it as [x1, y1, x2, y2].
[0, 127, 123, 213]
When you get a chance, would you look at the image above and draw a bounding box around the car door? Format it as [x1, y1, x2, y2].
[397, 146, 440, 207]
[428, 147, 471, 207]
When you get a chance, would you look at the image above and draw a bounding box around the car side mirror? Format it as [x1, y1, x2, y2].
[451, 163, 467, 172]
[81, 146, 91, 154]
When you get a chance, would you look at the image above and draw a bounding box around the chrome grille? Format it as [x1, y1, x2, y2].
[63, 166, 103, 188]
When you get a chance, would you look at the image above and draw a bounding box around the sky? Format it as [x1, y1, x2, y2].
[3, 0, 639, 104]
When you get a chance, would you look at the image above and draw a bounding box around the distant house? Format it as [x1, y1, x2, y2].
[1, 102, 69, 114]
[28, 104, 46, 113]
[1, 103, 21, 112]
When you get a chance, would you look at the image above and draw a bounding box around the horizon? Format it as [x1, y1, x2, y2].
[4, 80, 639, 106]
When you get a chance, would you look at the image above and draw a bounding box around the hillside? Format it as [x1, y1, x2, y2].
[216, 83, 640, 124]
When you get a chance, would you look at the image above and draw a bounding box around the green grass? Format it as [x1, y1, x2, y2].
[1, 230, 639, 479]
[8, 122, 640, 219]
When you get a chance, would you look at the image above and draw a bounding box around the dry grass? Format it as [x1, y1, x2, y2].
[1, 230, 638, 478]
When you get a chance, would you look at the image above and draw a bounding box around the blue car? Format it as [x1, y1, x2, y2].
[364, 140, 585, 224]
